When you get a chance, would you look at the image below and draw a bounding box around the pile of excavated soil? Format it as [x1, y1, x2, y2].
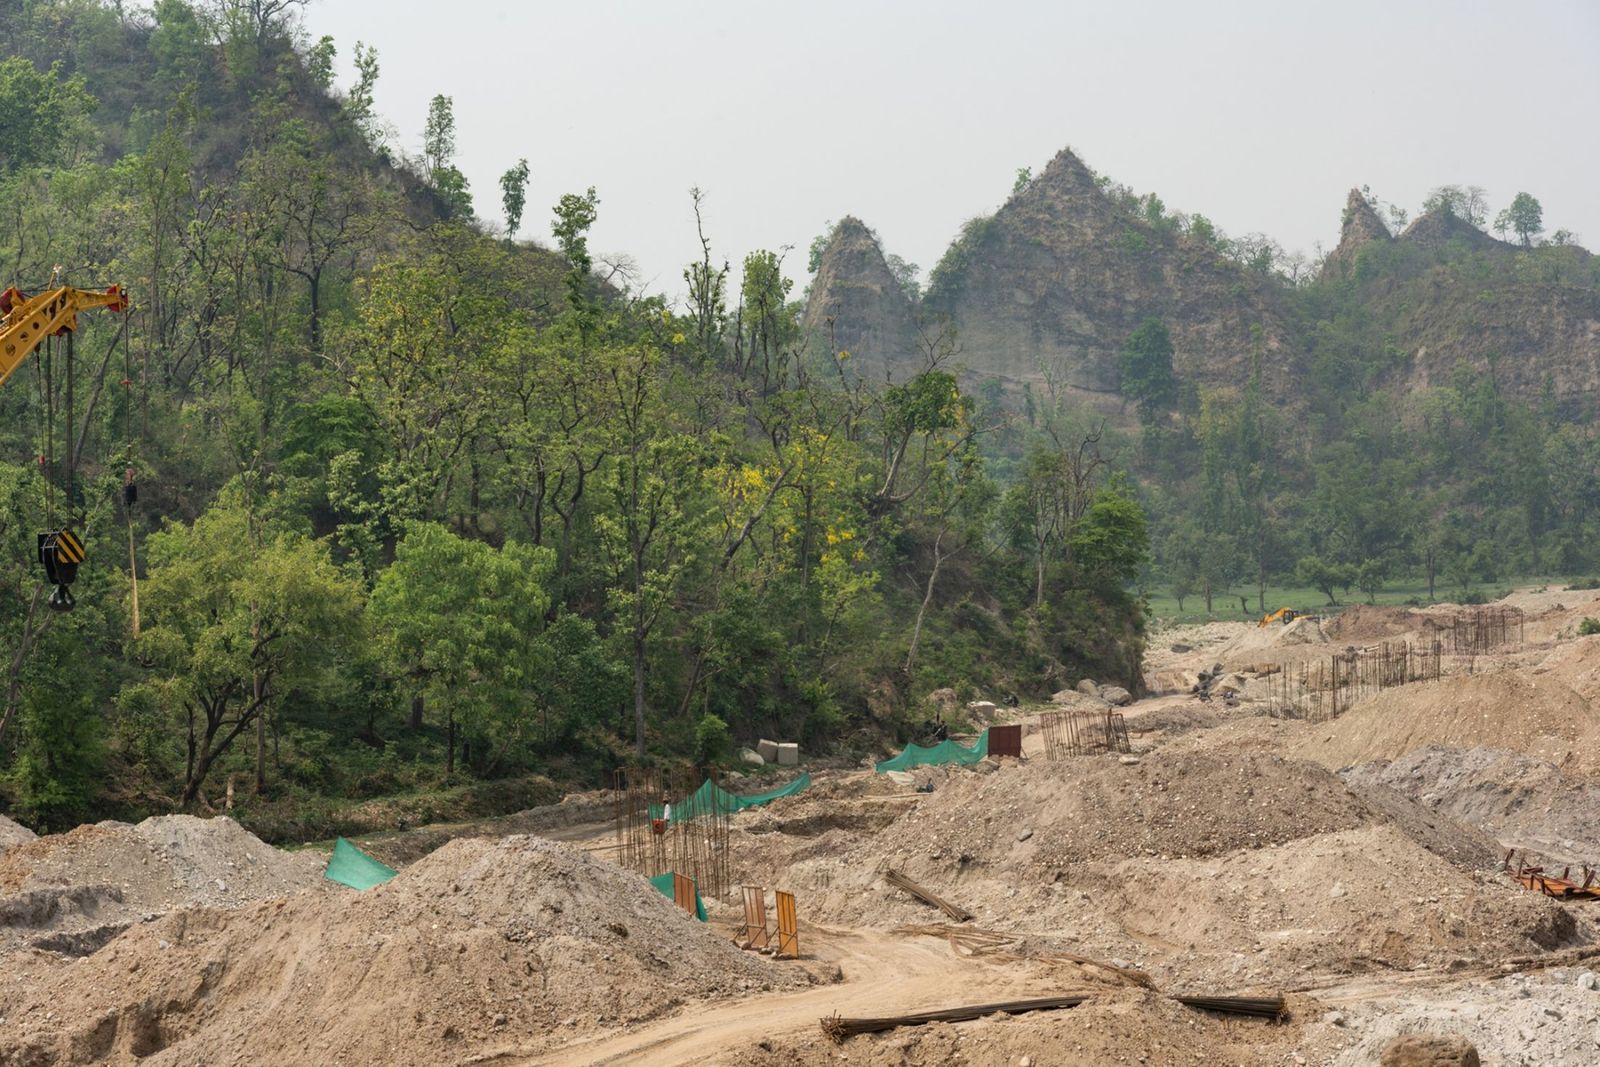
[1322, 605, 1432, 643]
[0, 813, 35, 855]
[1532, 633, 1600, 704]
[736, 746, 1582, 986]
[1216, 614, 1329, 659]
[0, 835, 808, 1065]
[1088, 824, 1584, 986]
[1344, 744, 1600, 868]
[871, 751, 1382, 870]
[1291, 672, 1600, 776]
[0, 815, 324, 955]
[1330, 969, 1600, 1065]
[1141, 621, 1247, 670]
[734, 988, 1319, 1067]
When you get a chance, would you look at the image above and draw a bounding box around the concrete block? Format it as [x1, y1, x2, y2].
[756, 738, 779, 762]
[776, 742, 800, 766]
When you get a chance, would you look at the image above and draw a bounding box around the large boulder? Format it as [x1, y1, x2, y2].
[739, 748, 765, 767]
[1379, 1035, 1480, 1067]
[1099, 686, 1133, 706]
[1075, 679, 1100, 697]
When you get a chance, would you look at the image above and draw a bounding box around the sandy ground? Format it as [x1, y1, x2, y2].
[4, 585, 1600, 1065]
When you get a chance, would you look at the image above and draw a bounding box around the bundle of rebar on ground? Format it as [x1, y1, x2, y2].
[820, 995, 1090, 1042]
[884, 868, 973, 922]
[1173, 994, 1286, 1021]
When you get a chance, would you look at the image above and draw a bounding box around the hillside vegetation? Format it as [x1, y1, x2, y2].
[0, 2, 1147, 831]
[807, 152, 1600, 615]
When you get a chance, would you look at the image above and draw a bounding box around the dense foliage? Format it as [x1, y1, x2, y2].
[0, 2, 1147, 829]
[1103, 195, 1600, 614]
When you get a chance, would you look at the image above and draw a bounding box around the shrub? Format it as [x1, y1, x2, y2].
[693, 714, 732, 768]
[1579, 618, 1600, 637]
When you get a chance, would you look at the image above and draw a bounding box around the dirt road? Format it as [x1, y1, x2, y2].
[477, 926, 1055, 1066]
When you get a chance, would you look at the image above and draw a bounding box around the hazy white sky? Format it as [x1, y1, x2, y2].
[304, 0, 1600, 296]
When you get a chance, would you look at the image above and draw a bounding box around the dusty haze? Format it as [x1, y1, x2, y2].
[308, 0, 1599, 295]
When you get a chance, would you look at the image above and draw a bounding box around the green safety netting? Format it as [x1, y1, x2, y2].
[648, 872, 708, 921]
[324, 837, 398, 891]
[649, 772, 811, 824]
[874, 728, 990, 773]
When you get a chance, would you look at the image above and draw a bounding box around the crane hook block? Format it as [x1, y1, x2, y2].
[38, 528, 84, 611]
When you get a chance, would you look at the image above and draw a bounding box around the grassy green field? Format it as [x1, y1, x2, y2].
[1139, 578, 1555, 626]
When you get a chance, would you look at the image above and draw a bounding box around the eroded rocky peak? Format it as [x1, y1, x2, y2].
[801, 217, 920, 381]
[1321, 189, 1393, 279]
[1399, 206, 1497, 253]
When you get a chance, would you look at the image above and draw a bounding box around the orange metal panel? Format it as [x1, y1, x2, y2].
[775, 889, 799, 958]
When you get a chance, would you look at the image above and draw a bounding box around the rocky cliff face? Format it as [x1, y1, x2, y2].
[803, 148, 1600, 419]
[929, 150, 1302, 400]
[1320, 189, 1392, 280]
[801, 217, 922, 383]
[1328, 203, 1600, 415]
[806, 150, 1304, 407]
[1396, 207, 1504, 255]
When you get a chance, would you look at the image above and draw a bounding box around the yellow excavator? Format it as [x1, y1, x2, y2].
[1258, 607, 1302, 628]
[1, 281, 131, 611]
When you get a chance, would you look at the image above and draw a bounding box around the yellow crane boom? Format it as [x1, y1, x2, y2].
[1, 282, 131, 612]
[0, 284, 130, 388]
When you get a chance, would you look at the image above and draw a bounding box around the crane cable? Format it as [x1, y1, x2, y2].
[119, 310, 140, 638]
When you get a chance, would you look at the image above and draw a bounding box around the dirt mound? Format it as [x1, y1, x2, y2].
[1092, 824, 1586, 986]
[876, 751, 1378, 872]
[1330, 970, 1600, 1066]
[1220, 613, 1328, 655]
[1343, 745, 1600, 867]
[0, 835, 807, 1065]
[0, 815, 324, 954]
[733, 987, 1313, 1066]
[1291, 672, 1600, 776]
[0, 813, 35, 855]
[1531, 633, 1600, 703]
[1323, 604, 1430, 643]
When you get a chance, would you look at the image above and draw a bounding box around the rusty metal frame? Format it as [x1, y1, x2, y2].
[741, 885, 771, 949]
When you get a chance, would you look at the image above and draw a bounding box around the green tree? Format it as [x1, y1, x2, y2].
[597, 346, 706, 755]
[0, 58, 95, 174]
[1119, 318, 1177, 421]
[367, 522, 555, 774]
[422, 94, 471, 216]
[132, 488, 364, 806]
[1069, 476, 1150, 588]
[552, 186, 600, 331]
[345, 41, 382, 145]
[1495, 192, 1544, 247]
[305, 34, 336, 89]
[499, 157, 530, 238]
[1296, 554, 1356, 606]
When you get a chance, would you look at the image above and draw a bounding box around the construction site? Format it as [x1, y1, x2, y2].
[3, 589, 1600, 1065]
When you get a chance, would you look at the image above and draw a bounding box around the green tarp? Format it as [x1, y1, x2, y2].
[648, 872, 708, 921]
[650, 772, 812, 824]
[324, 837, 398, 891]
[874, 728, 990, 773]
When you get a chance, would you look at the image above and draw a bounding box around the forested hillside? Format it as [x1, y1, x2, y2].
[0, 1, 1148, 831]
[808, 151, 1600, 616]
